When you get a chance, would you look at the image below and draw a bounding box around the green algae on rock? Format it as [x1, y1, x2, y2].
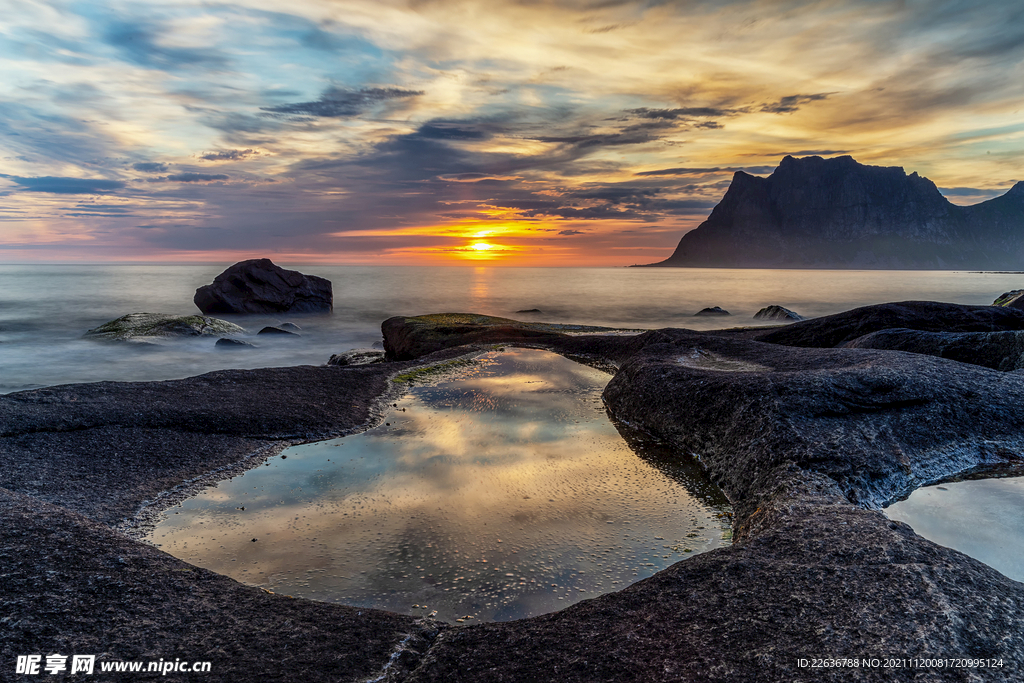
[85, 312, 245, 342]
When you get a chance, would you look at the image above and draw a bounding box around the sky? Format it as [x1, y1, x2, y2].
[1, 0, 1023, 266]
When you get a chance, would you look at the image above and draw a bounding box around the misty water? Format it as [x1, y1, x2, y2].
[4, 264, 1024, 392]
[885, 477, 1024, 582]
[149, 348, 733, 622]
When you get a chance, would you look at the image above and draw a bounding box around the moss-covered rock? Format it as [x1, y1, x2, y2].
[994, 289, 1024, 308]
[84, 313, 245, 342]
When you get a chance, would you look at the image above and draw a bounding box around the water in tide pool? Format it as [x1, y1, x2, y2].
[149, 348, 733, 623]
[3, 264, 1024, 392]
[885, 477, 1024, 582]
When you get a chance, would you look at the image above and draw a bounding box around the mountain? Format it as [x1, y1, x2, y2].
[641, 155, 1024, 269]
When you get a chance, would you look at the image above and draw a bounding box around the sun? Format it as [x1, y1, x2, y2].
[471, 242, 494, 251]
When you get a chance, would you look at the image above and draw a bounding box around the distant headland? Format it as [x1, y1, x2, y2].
[639, 155, 1024, 269]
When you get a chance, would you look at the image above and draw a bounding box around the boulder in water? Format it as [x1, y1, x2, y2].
[695, 306, 730, 316]
[753, 305, 804, 321]
[194, 259, 332, 314]
[216, 338, 256, 349]
[257, 326, 298, 336]
[85, 313, 244, 342]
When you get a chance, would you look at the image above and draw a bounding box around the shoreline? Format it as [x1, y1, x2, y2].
[3, 306, 1024, 681]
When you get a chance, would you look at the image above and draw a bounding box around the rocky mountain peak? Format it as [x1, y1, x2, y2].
[642, 155, 1024, 270]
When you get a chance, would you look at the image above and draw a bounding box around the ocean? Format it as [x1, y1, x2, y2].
[2, 263, 1023, 392]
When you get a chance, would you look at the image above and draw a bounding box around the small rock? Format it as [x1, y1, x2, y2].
[278, 322, 301, 331]
[258, 326, 298, 336]
[695, 306, 730, 317]
[216, 338, 256, 349]
[516, 309, 542, 313]
[327, 349, 386, 366]
[753, 305, 804, 321]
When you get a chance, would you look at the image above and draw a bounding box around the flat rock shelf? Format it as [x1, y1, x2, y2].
[149, 348, 732, 623]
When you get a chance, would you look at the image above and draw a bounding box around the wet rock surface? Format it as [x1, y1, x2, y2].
[193, 258, 333, 314]
[843, 327, 1024, 371]
[3, 303, 1024, 681]
[750, 300, 1024, 348]
[0, 489, 435, 683]
[327, 349, 386, 366]
[381, 313, 622, 361]
[994, 289, 1024, 308]
[84, 313, 244, 342]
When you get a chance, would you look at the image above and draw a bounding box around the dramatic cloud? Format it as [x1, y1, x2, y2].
[260, 87, 423, 119]
[634, 167, 776, 177]
[1, 0, 1022, 264]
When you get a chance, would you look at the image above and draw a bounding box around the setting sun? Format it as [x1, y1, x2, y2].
[471, 242, 494, 251]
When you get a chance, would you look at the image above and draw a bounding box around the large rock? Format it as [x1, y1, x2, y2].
[843, 327, 1024, 371]
[194, 259, 332, 314]
[640, 155, 1024, 269]
[84, 313, 244, 341]
[750, 300, 1024, 348]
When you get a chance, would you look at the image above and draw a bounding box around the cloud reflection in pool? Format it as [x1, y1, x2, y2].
[885, 476, 1024, 582]
[151, 348, 732, 622]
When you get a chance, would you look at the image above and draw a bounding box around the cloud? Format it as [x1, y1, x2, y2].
[199, 149, 257, 161]
[626, 106, 739, 119]
[757, 150, 851, 158]
[0, 175, 126, 194]
[260, 87, 423, 119]
[147, 173, 230, 183]
[132, 162, 169, 173]
[558, 229, 584, 235]
[634, 166, 775, 177]
[760, 93, 836, 114]
[103, 20, 227, 71]
[438, 173, 518, 182]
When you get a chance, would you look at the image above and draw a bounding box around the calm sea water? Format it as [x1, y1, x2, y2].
[2, 264, 1023, 392]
